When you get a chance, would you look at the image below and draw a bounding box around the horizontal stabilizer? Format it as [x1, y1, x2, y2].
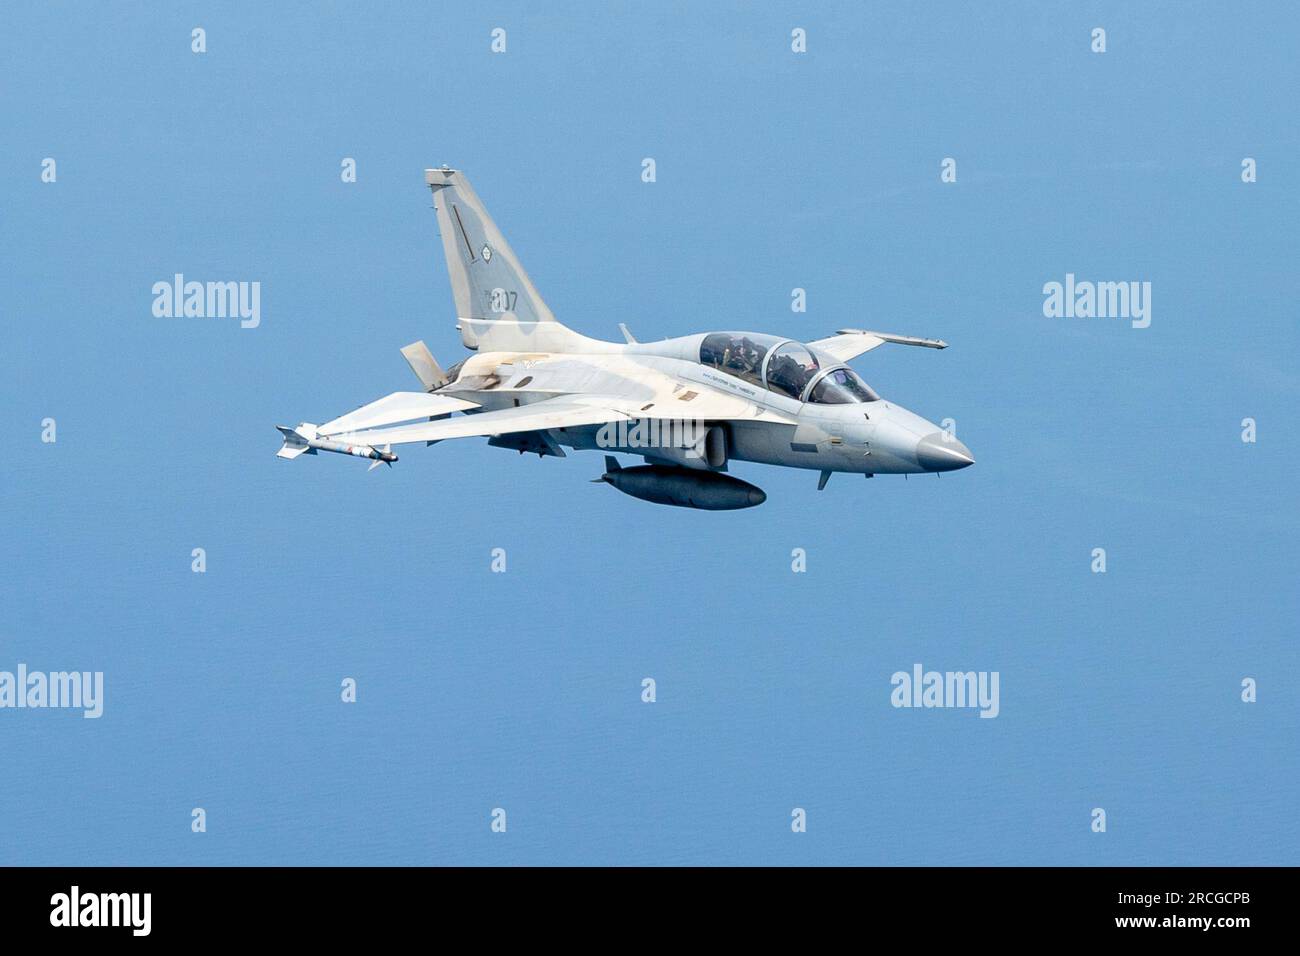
[400, 340, 449, 390]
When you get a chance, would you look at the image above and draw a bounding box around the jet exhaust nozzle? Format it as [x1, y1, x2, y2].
[597, 458, 765, 510]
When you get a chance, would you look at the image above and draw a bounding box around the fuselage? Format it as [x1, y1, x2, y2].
[435, 331, 974, 476]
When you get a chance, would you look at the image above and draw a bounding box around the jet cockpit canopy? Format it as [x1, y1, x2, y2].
[698, 332, 880, 404]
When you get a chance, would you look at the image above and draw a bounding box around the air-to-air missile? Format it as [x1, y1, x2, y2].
[275, 424, 397, 470]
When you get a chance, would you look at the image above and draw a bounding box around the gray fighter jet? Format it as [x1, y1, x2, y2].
[276, 168, 974, 509]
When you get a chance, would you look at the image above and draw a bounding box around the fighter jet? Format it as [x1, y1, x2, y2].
[275, 167, 974, 509]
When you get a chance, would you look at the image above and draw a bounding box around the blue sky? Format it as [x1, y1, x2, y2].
[2, 1, 1296, 865]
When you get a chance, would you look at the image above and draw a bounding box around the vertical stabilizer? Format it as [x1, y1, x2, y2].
[425, 167, 611, 353]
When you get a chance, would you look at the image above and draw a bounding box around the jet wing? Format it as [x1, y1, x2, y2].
[317, 391, 481, 436]
[315, 369, 793, 453]
[807, 329, 948, 363]
[326, 397, 633, 447]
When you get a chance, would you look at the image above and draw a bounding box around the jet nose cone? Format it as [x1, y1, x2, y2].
[915, 432, 975, 472]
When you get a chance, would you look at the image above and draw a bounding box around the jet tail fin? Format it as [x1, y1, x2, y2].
[425, 167, 611, 353]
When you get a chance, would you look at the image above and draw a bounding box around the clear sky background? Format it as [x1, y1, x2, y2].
[2, 1, 1296, 865]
